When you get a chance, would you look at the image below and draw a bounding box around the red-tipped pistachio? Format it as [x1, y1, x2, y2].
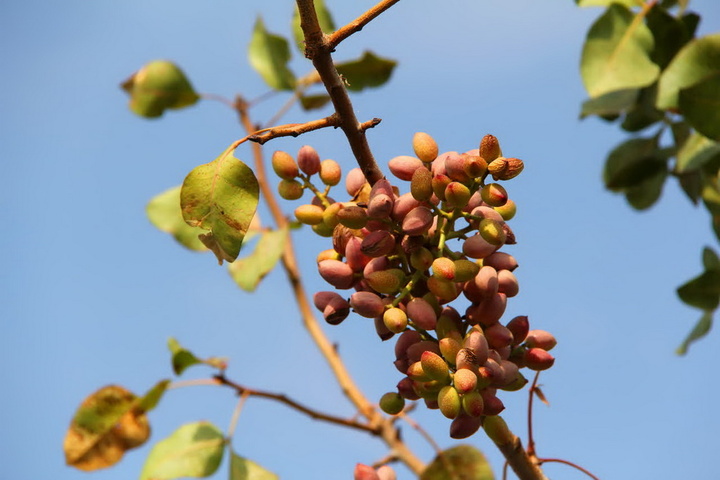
[524, 348, 555, 370]
[278, 179, 304, 200]
[438, 385, 461, 419]
[480, 183, 508, 207]
[462, 391, 485, 417]
[506, 315, 529, 346]
[383, 307, 408, 333]
[453, 367, 478, 394]
[349, 291, 385, 318]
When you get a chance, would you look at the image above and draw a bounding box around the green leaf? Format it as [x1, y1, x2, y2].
[676, 132, 720, 173]
[576, 0, 643, 6]
[335, 51, 397, 92]
[677, 270, 720, 310]
[181, 145, 259, 265]
[657, 33, 720, 110]
[420, 445, 494, 480]
[299, 94, 332, 110]
[676, 310, 713, 355]
[703, 247, 720, 271]
[248, 17, 296, 91]
[147, 186, 208, 252]
[168, 337, 202, 375]
[140, 422, 225, 480]
[138, 379, 171, 412]
[229, 451, 278, 480]
[121, 60, 199, 118]
[167, 338, 227, 375]
[603, 136, 665, 190]
[620, 84, 664, 132]
[581, 4, 660, 98]
[671, 120, 691, 146]
[292, 0, 335, 53]
[228, 227, 288, 292]
[64, 385, 150, 471]
[646, 5, 694, 69]
[625, 165, 667, 209]
[579, 89, 638, 118]
[679, 73, 720, 141]
[677, 170, 702, 204]
[702, 178, 720, 216]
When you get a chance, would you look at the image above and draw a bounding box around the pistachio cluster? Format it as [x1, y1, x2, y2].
[272, 133, 556, 439]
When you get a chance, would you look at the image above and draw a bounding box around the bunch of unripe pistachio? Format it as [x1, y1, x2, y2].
[272, 133, 556, 439]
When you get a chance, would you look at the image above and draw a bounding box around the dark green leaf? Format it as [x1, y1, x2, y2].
[138, 379, 171, 413]
[671, 120, 691, 146]
[702, 178, 720, 216]
[676, 132, 720, 173]
[229, 450, 278, 480]
[181, 145, 259, 265]
[335, 51, 397, 92]
[625, 165, 667, 209]
[647, 5, 693, 69]
[121, 60, 199, 118]
[299, 94, 331, 110]
[603, 136, 665, 190]
[248, 17, 296, 91]
[677, 270, 720, 310]
[167, 338, 202, 375]
[621, 83, 664, 132]
[703, 247, 720, 271]
[679, 73, 720, 141]
[140, 422, 225, 480]
[681, 12, 700, 38]
[147, 186, 208, 252]
[228, 227, 288, 292]
[420, 445, 494, 480]
[676, 310, 713, 355]
[677, 170, 702, 204]
[657, 33, 720, 110]
[580, 4, 660, 98]
[580, 89, 638, 118]
[292, 0, 335, 53]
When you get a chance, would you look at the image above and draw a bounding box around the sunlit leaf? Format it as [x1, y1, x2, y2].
[121, 60, 199, 118]
[228, 227, 288, 292]
[335, 51, 397, 92]
[147, 186, 208, 251]
[603, 136, 665, 190]
[230, 450, 279, 480]
[676, 310, 713, 355]
[249, 17, 296, 91]
[534, 386, 550, 406]
[657, 33, 720, 110]
[64, 385, 150, 471]
[579, 89, 638, 118]
[581, 4, 660, 98]
[676, 132, 720, 173]
[138, 379, 171, 413]
[181, 145, 259, 265]
[625, 165, 667, 209]
[141, 422, 225, 480]
[420, 445, 494, 480]
[677, 270, 720, 310]
[299, 94, 331, 110]
[679, 74, 720, 141]
[292, 0, 335, 53]
[701, 177, 720, 216]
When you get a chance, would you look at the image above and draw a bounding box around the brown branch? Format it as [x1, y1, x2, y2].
[296, 0, 384, 185]
[494, 436, 549, 480]
[249, 114, 341, 144]
[215, 374, 378, 435]
[527, 371, 541, 457]
[235, 100, 425, 475]
[328, 0, 402, 50]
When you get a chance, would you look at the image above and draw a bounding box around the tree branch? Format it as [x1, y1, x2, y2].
[328, 0, 402, 50]
[296, 0, 385, 185]
[215, 374, 378, 435]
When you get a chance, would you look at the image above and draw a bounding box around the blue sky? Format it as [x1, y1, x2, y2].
[2, 1, 720, 479]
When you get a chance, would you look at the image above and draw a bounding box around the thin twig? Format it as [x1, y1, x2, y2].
[328, 0, 402, 50]
[296, 0, 384, 185]
[227, 391, 250, 440]
[539, 458, 601, 480]
[249, 114, 341, 144]
[527, 371, 541, 457]
[397, 411, 442, 454]
[167, 378, 222, 390]
[215, 374, 378, 435]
